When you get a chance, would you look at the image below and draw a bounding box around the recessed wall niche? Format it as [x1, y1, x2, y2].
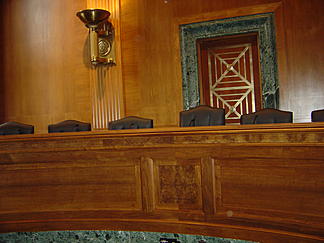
[180, 13, 279, 110]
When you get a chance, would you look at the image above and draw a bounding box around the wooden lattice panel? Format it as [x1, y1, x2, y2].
[207, 44, 256, 124]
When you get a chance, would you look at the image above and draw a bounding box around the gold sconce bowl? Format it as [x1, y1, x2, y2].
[76, 9, 110, 28]
[77, 8, 115, 65]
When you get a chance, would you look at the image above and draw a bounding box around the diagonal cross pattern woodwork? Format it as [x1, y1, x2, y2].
[208, 44, 256, 123]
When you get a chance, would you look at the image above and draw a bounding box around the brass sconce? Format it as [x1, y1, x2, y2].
[76, 9, 116, 65]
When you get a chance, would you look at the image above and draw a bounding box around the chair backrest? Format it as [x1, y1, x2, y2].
[240, 108, 293, 125]
[48, 120, 91, 133]
[311, 109, 324, 122]
[179, 105, 225, 127]
[108, 116, 153, 130]
[0, 121, 34, 135]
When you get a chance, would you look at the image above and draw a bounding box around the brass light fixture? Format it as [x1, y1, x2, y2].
[76, 9, 116, 65]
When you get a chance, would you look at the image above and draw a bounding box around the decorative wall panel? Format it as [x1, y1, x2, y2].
[153, 159, 203, 212]
[206, 44, 258, 123]
[180, 13, 278, 110]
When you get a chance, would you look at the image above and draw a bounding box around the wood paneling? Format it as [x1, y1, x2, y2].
[0, 0, 124, 132]
[216, 158, 324, 216]
[0, 0, 92, 133]
[1, 162, 142, 212]
[0, 9, 4, 123]
[120, 0, 182, 127]
[0, 124, 324, 242]
[120, 0, 324, 126]
[280, 0, 324, 122]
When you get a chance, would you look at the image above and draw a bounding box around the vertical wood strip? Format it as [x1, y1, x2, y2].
[90, 68, 97, 128]
[87, 0, 124, 129]
[140, 157, 155, 213]
[214, 159, 222, 214]
[201, 157, 216, 215]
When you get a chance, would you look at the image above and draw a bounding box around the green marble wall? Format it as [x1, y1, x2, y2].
[180, 13, 279, 110]
[0, 231, 257, 243]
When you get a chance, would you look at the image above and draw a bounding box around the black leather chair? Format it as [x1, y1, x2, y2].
[179, 105, 225, 127]
[108, 116, 153, 130]
[240, 108, 293, 124]
[311, 109, 324, 122]
[48, 120, 91, 133]
[0, 121, 34, 135]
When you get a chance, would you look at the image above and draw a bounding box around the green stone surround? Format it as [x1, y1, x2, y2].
[180, 13, 279, 110]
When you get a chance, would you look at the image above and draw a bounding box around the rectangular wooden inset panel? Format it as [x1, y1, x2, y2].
[0, 163, 142, 213]
[215, 159, 324, 216]
[153, 159, 202, 212]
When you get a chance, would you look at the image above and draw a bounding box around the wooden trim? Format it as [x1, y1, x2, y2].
[1, 122, 324, 141]
[201, 157, 216, 215]
[141, 157, 155, 213]
[174, 2, 283, 26]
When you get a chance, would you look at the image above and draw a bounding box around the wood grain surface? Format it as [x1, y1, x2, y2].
[0, 0, 92, 133]
[0, 123, 324, 242]
[0, 0, 124, 132]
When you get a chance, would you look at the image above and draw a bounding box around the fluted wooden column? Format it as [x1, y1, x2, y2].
[87, 0, 124, 129]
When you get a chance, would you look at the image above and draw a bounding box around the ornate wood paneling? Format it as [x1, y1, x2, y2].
[87, 0, 124, 128]
[152, 159, 202, 212]
[1, 123, 324, 242]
